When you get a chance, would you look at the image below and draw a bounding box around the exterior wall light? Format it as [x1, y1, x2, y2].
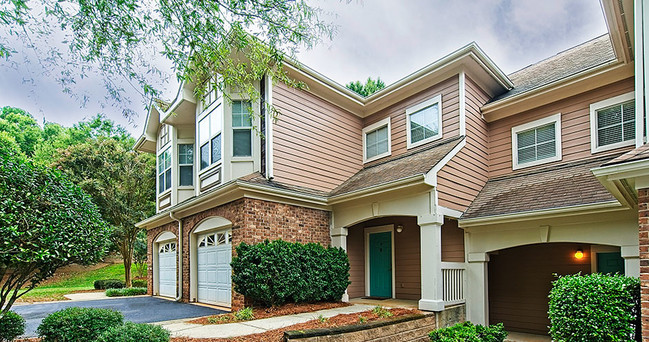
[396, 224, 403, 233]
[574, 249, 584, 260]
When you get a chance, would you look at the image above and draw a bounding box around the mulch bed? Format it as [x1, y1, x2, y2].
[188, 302, 352, 325]
[173, 308, 421, 342]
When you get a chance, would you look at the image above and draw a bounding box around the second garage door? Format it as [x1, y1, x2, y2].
[197, 230, 232, 306]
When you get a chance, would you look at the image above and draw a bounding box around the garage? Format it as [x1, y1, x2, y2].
[158, 241, 177, 298]
[197, 230, 232, 306]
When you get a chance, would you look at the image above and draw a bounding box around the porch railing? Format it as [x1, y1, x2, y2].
[441, 262, 465, 306]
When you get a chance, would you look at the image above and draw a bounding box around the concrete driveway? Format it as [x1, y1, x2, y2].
[12, 296, 225, 337]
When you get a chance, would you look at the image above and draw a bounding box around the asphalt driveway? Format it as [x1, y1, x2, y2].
[13, 296, 225, 337]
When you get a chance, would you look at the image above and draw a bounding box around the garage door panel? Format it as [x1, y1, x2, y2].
[158, 242, 177, 298]
[197, 232, 232, 307]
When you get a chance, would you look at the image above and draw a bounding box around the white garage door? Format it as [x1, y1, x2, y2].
[197, 230, 232, 306]
[158, 242, 177, 298]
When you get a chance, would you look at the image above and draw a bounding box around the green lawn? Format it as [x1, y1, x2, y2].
[19, 263, 126, 302]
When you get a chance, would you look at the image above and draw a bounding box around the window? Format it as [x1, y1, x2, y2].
[157, 148, 171, 193]
[406, 95, 443, 149]
[178, 144, 193, 186]
[590, 92, 636, 153]
[232, 100, 252, 157]
[362, 117, 391, 163]
[159, 124, 170, 147]
[202, 80, 219, 109]
[511, 113, 562, 169]
[198, 104, 223, 170]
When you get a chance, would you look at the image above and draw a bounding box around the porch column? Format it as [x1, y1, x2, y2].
[622, 245, 640, 278]
[466, 252, 489, 325]
[638, 188, 649, 342]
[331, 227, 349, 302]
[418, 213, 444, 311]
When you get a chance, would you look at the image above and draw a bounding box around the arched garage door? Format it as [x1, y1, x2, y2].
[158, 242, 177, 298]
[197, 230, 232, 306]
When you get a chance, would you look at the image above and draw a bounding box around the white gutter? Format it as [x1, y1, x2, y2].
[169, 212, 183, 302]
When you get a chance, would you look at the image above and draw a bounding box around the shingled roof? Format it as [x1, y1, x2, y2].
[601, 144, 649, 167]
[491, 34, 615, 102]
[462, 156, 620, 220]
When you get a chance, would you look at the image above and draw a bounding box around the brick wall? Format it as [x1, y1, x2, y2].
[639, 188, 649, 341]
[146, 221, 179, 296]
[146, 197, 331, 309]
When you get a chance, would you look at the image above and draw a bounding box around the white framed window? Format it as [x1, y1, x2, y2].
[178, 144, 194, 186]
[406, 95, 443, 149]
[198, 104, 223, 171]
[511, 113, 562, 170]
[159, 124, 170, 148]
[202, 80, 219, 109]
[157, 147, 172, 194]
[590, 92, 636, 153]
[232, 100, 252, 157]
[362, 117, 391, 163]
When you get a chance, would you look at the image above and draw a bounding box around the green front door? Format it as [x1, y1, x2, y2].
[369, 231, 392, 298]
[597, 252, 625, 274]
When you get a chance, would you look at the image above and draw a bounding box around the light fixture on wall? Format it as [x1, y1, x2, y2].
[396, 224, 404, 233]
[574, 248, 584, 260]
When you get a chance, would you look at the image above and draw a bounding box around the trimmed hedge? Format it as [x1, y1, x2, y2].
[37, 307, 123, 342]
[106, 287, 147, 297]
[0, 311, 25, 342]
[429, 322, 507, 342]
[548, 273, 640, 341]
[231, 239, 351, 306]
[96, 322, 170, 342]
[94, 279, 125, 290]
[132, 279, 147, 288]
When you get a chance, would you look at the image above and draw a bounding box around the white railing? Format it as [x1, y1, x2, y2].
[441, 262, 466, 306]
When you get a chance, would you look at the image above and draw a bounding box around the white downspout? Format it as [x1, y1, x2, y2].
[169, 212, 183, 302]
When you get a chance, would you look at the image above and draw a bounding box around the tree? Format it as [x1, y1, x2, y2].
[52, 138, 155, 287]
[1, 0, 333, 120]
[0, 107, 42, 157]
[346, 77, 386, 97]
[0, 150, 110, 314]
[132, 230, 148, 279]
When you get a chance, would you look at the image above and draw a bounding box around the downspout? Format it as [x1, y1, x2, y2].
[169, 212, 183, 302]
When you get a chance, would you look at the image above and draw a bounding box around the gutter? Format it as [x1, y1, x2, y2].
[169, 212, 183, 302]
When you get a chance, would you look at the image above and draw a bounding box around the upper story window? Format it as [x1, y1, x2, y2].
[159, 124, 170, 147]
[232, 100, 252, 157]
[158, 148, 171, 193]
[362, 117, 391, 163]
[511, 113, 562, 170]
[202, 80, 219, 109]
[178, 144, 193, 186]
[590, 92, 636, 153]
[198, 104, 223, 170]
[406, 95, 443, 149]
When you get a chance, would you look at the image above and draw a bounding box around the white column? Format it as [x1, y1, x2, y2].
[622, 245, 640, 278]
[418, 213, 445, 311]
[466, 252, 489, 325]
[331, 227, 349, 302]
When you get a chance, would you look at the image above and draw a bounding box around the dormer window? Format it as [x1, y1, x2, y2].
[406, 95, 443, 149]
[159, 124, 170, 147]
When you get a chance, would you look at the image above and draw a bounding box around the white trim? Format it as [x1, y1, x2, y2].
[459, 72, 466, 136]
[406, 95, 443, 149]
[511, 113, 562, 170]
[193, 216, 233, 234]
[362, 117, 392, 163]
[155, 231, 177, 243]
[266, 75, 274, 179]
[364, 225, 396, 299]
[636, 0, 647, 146]
[590, 91, 636, 154]
[425, 137, 466, 186]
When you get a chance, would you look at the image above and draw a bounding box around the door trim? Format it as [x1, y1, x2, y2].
[364, 225, 395, 298]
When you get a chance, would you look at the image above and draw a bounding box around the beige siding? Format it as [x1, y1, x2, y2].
[363, 76, 460, 162]
[441, 219, 465, 262]
[347, 225, 365, 299]
[272, 82, 363, 191]
[437, 76, 491, 211]
[488, 78, 635, 178]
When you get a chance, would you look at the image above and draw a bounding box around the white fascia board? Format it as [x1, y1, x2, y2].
[424, 138, 467, 187]
[591, 158, 649, 180]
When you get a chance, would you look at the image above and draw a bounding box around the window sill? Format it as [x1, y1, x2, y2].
[591, 139, 635, 154]
[364, 151, 391, 164]
[512, 155, 562, 170]
[157, 189, 172, 198]
[231, 156, 253, 162]
[407, 134, 443, 150]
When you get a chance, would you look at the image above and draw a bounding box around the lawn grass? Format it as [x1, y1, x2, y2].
[18, 263, 126, 302]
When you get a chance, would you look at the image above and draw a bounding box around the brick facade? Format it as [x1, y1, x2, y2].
[640, 188, 649, 341]
[147, 197, 331, 309]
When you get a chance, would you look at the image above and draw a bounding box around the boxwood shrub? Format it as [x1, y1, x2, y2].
[94, 279, 125, 290]
[106, 287, 147, 297]
[548, 273, 640, 341]
[429, 321, 507, 342]
[96, 322, 170, 342]
[0, 311, 25, 342]
[231, 239, 351, 306]
[37, 307, 123, 342]
[132, 279, 148, 288]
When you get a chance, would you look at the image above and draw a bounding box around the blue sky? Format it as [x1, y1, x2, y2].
[0, 0, 607, 136]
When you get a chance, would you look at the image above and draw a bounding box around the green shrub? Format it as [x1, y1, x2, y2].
[372, 306, 393, 318]
[94, 279, 125, 290]
[132, 279, 147, 288]
[234, 307, 254, 321]
[429, 322, 507, 342]
[0, 311, 25, 342]
[105, 287, 147, 297]
[548, 273, 640, 341]
[96, 322, 170, 342]
[37, 307, 123, 342]
[231, 239, 350, 306]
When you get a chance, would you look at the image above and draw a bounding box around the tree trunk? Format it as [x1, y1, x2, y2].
[123, 257, 132, 288]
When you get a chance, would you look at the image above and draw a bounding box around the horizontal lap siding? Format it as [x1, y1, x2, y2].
[273, 83, 363, 191]
[441, 219, 465, 262]
[437, 76, 491, 211]
[488, 78, 635, 178]
[363, 76, 460, 161]
[347, 226, 365, 299]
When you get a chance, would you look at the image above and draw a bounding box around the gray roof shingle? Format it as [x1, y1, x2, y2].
[602, 144, 649, 166]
